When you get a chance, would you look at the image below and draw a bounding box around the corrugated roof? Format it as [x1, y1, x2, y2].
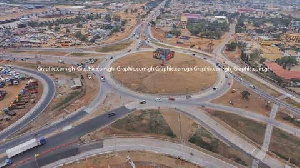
[264, 62, 300, 80]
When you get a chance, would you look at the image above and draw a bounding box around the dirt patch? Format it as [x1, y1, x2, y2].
[112, 51, 217, 95]
[211, 80, 272, 116]
[62, 151, 201, 168]
[206, 110, 266, 146]
[269, 127, 300, 166]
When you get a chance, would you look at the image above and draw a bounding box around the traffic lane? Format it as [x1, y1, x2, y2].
[20, 146, 80, 168]
[0, 67, 55, 140]
[233, 75, 300, 114]
[0, 111, 87, 154]
[9, 106, 132, 164]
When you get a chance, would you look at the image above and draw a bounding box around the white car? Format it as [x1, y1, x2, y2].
[250, 84, 256, 89]
[155, 97, 162, 102]
[87, 75, 92, 80]
[100, 76, 106, 82]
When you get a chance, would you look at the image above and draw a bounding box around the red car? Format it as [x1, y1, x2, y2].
[168, 97, 175, 101]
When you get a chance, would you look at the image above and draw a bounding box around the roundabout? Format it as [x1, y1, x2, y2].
[111, 51, 217, 95]
[101, 49, 232, 102]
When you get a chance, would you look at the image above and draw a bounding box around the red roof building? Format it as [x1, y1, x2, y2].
[264, 62, 300, 80]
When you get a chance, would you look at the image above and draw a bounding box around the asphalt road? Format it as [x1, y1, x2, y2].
[3, 106, 132, 167]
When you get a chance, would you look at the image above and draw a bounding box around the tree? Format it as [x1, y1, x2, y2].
[76, 23, 83, 28]
[54, 26, 60, 32]
[124, 9, 128, 13]
[66, 28, 70, 33]
[241, 91, 250, 100]
[226, 42, 237, 51]
[113, 15, 121, 22]
[169, 29, 181, 37]
[105, 14, 111, 22]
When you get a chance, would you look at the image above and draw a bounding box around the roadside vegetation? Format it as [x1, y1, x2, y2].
[270, 127, 300, 166]
[187, 20, 229, 39]
[96, 41, 132, 52]
[112, 109, 176, 138]
[189, 125, 250, 166]
[207, 110, 266, 145]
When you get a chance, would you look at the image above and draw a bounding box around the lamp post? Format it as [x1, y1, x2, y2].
[34, 154, 40, 168]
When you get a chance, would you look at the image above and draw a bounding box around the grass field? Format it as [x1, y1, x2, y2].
[96, 41, 132, 52]
[189, 125, 251, 166]
[112, 109, 176, 138]
[270, 127, 300, 166]
[207, 110, 266, 145]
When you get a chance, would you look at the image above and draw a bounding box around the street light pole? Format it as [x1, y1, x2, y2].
[34, 154, 39, 168]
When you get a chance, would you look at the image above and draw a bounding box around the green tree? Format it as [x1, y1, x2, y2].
[226, 42, 237, 51]
[241, 91, 250, 100]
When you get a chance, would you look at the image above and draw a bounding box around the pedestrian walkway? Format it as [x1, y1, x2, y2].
[42, 138, 238, 168]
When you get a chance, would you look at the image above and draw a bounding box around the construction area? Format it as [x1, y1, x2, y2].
[112, 51, 217, 95]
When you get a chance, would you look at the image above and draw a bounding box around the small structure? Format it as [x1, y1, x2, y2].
[153, 48, 175, 65]
[71, 78, 82, 90]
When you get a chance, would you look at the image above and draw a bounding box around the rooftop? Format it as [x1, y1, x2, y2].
[264, 62, 300, 80]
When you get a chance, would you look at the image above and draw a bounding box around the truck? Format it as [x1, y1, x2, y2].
[6, 138, 46, 158]
[3, 108, 16, 116]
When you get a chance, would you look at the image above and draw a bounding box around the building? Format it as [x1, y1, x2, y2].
[71, 78, 82, 90]
[264, 62, 300, 81]
[258, 36, 273, 45]
[284, 50, 300, 62]
[281, 33, 300, 43]
[180, 13, 203, 29]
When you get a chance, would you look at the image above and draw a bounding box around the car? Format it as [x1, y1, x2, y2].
[155, 97, 162, 102]
[140, 100, 146, 104]
[108, 112, 116, 117]
[13, 80, 19, 85]
[87, 75, 92, 80]
[213, 87, 217, 91]
[186, 95, 192, 99]
[250, 84, 256, 89]
[168, 97, 175, 101]
[100, 76, 106, 82]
